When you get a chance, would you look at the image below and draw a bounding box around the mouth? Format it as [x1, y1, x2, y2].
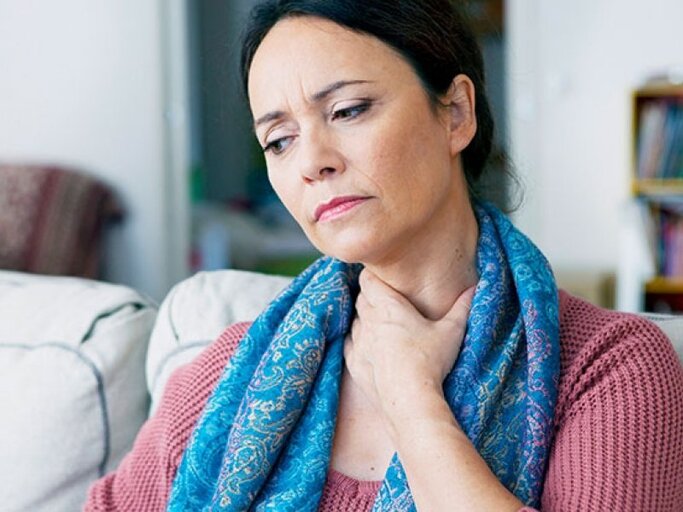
[314, 195, 370, 222]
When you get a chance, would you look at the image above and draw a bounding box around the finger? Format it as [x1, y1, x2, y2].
[358, 270, 378, 307]
[343, 332, 369, 380]
[351, 315, 361, 344]
[343, 332, 352, 355]
[355, 291, 370, 314]
[360, 269, 415, 312]
[442, 285, 476, 327]
[343, 333, 355, 364]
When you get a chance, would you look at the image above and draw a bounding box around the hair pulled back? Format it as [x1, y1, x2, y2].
[240, 0, 495, 190]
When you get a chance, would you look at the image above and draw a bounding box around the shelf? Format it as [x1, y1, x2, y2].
[632, 179, 683, 197]
[635, 83, 683, 98]
[631, 86, 683, 184]
[628, 84, 683, 312]
[645, 277, 683, 294]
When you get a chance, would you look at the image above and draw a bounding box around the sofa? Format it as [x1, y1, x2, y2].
[1, 269, 682, 512]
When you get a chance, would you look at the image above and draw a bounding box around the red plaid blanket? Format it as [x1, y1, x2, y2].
[0, 165, 123, 278]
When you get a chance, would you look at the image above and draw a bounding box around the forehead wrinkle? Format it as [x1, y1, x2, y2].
[253, 79, 375, 134]
[249, 16, 416, 128]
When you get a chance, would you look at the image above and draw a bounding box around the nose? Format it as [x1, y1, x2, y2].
[298, 129, 345, 183]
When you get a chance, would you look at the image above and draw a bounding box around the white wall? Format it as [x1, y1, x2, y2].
[0, 0, 190, 300]
[507, 0, 683, 273]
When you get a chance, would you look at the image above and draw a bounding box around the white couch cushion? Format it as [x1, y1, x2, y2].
[146, 270, 291, 414]
[0, 271, 156, 512]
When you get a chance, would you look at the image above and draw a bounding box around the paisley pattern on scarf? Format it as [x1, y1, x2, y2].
[167, 202, 560, 511]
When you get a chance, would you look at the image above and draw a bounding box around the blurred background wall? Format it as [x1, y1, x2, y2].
[0, 0, 188, 300]
[1, 0, 682, 307]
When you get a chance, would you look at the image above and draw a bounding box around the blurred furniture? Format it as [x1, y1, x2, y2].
[191, 202, 319, 276]
[0, 165, 122, 278]
[1, 269, 681, 511]
[0, 271, 156, 511]
[554, 269, 616, 309]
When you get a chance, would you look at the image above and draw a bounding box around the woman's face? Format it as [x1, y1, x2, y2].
[248, 16, 472, 265]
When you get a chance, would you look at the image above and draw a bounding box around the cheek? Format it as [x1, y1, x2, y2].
[360, 114, 445, 204]
[268, 169, 305, 222]
[355, 120, 414, 189]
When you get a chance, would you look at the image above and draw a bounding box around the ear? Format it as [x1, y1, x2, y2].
[443, 74, 477, 157]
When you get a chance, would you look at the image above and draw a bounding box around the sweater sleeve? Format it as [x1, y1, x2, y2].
[532, 312, 683, 511]
[82, 322, 250, 512]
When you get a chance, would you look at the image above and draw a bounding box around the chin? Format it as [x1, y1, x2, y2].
[302, 215, 397, 264]
[313, 233, 386, 266]
[312, 242, 362, 264]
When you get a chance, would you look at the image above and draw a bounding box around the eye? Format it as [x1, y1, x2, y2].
[263, 136, 294, 155]
[331, 101, 371, 121]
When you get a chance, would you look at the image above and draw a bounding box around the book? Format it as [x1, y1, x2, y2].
[637, 99, 683, 180]
[637, 101, 667, 179]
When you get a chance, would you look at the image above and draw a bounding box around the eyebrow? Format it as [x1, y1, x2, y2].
[253, 79, 373, 129]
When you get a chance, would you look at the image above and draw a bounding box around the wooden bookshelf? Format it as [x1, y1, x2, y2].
[632, 82, 683, 313]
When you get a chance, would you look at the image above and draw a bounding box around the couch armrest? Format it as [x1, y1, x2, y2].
[146, 270, 292, 414]
[0, 270, 156, 511]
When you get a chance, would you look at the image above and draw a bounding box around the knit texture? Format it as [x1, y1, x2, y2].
[84, 292, 683, 511]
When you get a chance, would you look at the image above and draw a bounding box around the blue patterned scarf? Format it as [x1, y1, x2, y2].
[167, 202, 560, 511]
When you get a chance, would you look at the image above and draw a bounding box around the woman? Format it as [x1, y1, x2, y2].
[85, 1, 683, 510]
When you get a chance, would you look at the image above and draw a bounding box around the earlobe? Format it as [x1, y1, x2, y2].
[446, 75, 477, 156]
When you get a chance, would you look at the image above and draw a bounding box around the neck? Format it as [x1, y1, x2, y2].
[363, 202, 479, 321]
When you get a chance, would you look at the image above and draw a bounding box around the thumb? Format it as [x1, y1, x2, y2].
[441, 285, 475, 327]
[360, 269, 415, 311]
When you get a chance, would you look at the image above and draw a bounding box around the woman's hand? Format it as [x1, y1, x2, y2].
[343, 269, 475, 431]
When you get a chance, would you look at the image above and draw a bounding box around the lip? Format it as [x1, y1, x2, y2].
[314, 195, 370, 222]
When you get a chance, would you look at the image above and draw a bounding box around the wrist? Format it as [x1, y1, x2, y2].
[379, 382, 458, 443]
[375, 366, 443, 405]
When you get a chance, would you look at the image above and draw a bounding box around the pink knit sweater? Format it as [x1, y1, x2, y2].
[84, 291, 683, 511]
